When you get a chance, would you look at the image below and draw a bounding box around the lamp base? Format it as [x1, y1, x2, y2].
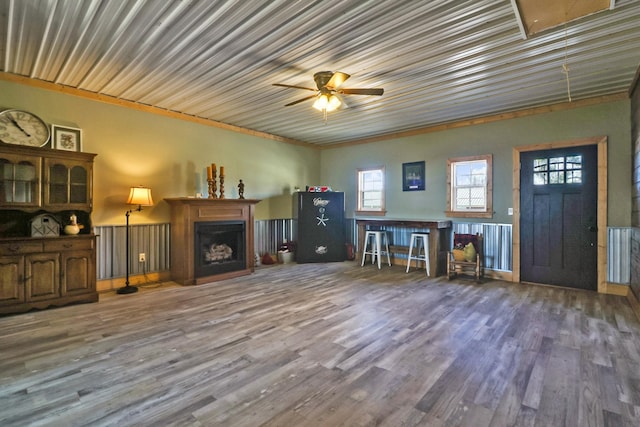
[116, 285, 138, 294]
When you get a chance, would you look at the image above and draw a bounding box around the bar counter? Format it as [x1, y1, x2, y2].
[356, 218, 452, 276]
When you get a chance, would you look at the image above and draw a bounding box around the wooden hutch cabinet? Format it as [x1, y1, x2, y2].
[0, 144, 98, 314]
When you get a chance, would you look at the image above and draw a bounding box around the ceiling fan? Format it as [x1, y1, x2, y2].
[273, 71, 384, 119]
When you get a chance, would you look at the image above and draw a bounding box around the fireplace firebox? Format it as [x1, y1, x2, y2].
[195, 221, 245, 277]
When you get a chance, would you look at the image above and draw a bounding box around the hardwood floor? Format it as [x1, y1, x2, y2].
[1, 262, 640, 426]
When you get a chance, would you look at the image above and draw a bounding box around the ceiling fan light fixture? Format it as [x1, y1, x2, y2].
[327, 94, 341, 112]
[275, 71, 381, 122]
[313, 94, 328, 111]
[313, 94, 341, 112]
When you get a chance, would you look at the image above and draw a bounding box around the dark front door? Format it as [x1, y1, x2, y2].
[520, 145, 598, 290]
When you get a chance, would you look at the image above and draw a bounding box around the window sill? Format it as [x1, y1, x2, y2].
[445, 210, 493, 219]
[355, 210, 387, 217]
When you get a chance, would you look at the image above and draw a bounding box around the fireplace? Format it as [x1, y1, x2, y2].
[195, 221, 245, 277]
[165, 198, 260, 285]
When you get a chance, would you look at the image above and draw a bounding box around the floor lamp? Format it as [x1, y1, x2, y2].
[117, 186, 154, 295]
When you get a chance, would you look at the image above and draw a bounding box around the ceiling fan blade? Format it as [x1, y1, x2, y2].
[273, 83, 316, 92]
[284, 94, 318, 106]
[325, 72, 350, 90]
[339, 88, 384, 96]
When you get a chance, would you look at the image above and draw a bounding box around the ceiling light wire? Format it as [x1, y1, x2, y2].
[561, 23, 572, 102]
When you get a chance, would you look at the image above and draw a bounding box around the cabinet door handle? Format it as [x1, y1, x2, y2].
[8, 245, 20, 252]
[63, 243, 73, 248]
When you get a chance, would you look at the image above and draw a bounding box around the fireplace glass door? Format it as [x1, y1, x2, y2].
[194, 221, 246, 278]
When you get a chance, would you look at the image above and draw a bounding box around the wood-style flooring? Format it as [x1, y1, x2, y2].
[1, 262, 640, 426]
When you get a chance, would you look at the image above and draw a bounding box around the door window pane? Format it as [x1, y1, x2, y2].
[533, 155, 582, 186]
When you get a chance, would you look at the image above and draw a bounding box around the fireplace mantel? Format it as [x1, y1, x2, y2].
[165, 198, 261, 285]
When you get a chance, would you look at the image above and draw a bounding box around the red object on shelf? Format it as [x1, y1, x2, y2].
[306, 186, 332, 192]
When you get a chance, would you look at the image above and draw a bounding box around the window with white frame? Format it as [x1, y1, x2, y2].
[446, 154, 493, 218]
[356, 166, 386, 215]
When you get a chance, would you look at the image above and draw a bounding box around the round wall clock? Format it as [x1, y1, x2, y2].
[0, 109, 50, 147]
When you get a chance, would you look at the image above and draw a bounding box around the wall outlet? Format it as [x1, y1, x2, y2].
[508, 208, 513, 216]
[138, 253, 146, 263]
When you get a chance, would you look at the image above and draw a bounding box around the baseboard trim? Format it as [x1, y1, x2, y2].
[602, 282, 629, 296]
[484, 269, 513, 282]
[627, 287, 640, 323]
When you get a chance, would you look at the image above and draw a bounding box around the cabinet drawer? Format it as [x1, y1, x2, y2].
[0, 242, 43, 255]
[44, 238, 93, 252]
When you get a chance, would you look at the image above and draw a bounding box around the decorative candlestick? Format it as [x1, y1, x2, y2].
[208, 170, 218, 199]
[219, 173, 225, 199]
[207, 179, 215, 199]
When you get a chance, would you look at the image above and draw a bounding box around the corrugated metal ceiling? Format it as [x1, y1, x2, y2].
[1, 0, 640, 147]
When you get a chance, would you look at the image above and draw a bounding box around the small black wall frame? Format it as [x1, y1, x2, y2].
[402, 161, 425, 191]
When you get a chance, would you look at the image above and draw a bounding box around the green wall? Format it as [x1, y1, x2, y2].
[320, 100, 632, 227]
[2, 78, 632, 229]
[0, 79, 320, 224]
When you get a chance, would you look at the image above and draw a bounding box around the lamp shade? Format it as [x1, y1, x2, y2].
[127, 186, 154, 206]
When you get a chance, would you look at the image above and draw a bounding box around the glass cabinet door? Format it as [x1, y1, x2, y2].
[69, 166, 88, 204]
[49, 163, 69, 204]
[44, 159, 91, 209]
[0, 154, 41, 208]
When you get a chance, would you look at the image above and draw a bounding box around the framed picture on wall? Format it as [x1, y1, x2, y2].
[52, 125, 82, 152]
[402, 161, 425, 191]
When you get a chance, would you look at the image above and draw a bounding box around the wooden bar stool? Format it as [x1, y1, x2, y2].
[361, 230, 391, 269]
[406, 232, 430, 276]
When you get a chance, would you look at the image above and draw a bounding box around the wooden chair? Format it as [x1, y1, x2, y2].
[447, 232, 483, 282]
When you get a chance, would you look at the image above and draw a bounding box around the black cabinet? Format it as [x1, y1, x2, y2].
[293, 191, 346, 263]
